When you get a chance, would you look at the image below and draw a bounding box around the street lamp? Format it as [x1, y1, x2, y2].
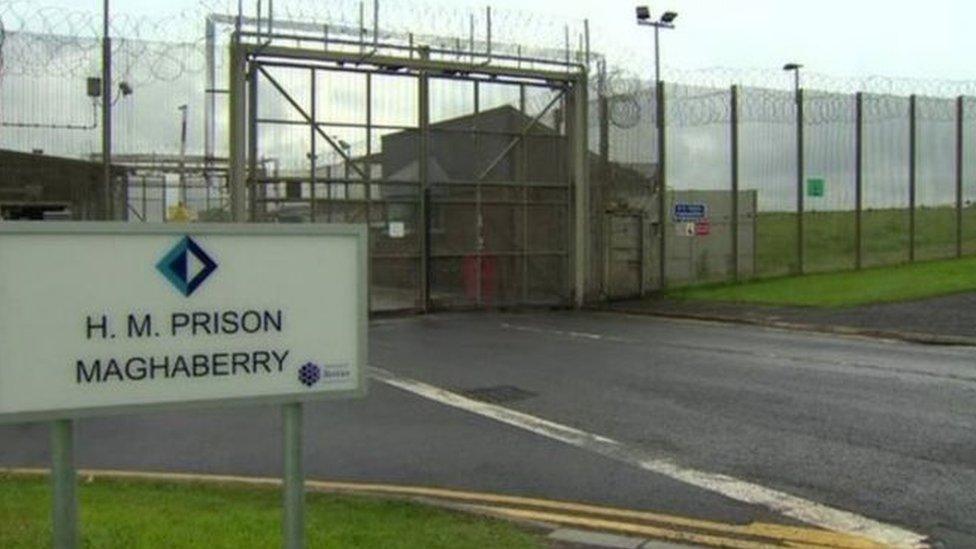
[783, 62, 804, 274]
[637, 6, 677, 290]
[782, 62, 802, 100]
[635, 6, 677, 86]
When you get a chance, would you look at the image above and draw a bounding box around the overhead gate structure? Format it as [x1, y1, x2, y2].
[226, 23, 590, 314]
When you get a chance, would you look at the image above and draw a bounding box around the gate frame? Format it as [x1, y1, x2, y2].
[227, 32, 590, 311]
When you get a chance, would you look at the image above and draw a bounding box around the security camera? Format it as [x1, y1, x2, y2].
[118, 81, 133, 96]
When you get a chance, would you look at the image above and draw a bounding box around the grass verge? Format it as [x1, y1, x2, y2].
[0, 473, 544, 549]
[667, 255, 976, 307]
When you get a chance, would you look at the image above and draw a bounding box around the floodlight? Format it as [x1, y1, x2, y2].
[636, 6, 650, 21]
[661, 11, 678, 23]
[783, 63, 802, 71]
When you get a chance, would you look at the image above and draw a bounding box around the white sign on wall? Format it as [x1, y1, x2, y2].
[0, 223, 367, 423]
[388, 221, 405, 238]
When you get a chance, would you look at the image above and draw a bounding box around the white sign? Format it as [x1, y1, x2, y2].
[388, 221, 405, 238]
[677, 222, 696, 237]
[0, 223, 367, 423]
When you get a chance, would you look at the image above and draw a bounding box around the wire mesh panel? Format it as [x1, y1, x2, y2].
[862, 94, 911, 267]
[427, 78, 480, 308]
[803, 91, 856, 273]
[739, 87, 798, 278]
[964, 97, 976, 255]
[251, 64, 424, 312]
[369, 73, 422, 312]
[664, 83, 733, 286]
[426, 79, 569, 308]
[915, 96, 957, 261]
[598, 82, 659, 294]
[525, 86, 571, 304]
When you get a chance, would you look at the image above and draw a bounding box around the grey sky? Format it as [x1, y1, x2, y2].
[32, 0, 976, 82]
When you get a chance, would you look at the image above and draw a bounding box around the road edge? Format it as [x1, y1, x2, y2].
[599, 306, 976, 347]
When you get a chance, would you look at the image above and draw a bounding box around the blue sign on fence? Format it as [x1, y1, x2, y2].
[672, 203, 707, 222]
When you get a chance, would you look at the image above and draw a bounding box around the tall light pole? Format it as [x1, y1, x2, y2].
[783, 62, 804, 273]
[783, 62, 802, 99]
[636, 7, 677, 87]
[636, 6, 677, 290]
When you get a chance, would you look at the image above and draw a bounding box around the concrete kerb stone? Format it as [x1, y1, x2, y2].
[599, 306, 976, 347]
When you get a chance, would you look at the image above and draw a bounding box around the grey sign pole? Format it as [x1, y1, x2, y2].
[51, 418, 78, 549]
[283, 402, 304, 549]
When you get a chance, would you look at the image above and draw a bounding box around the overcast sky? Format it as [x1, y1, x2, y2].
[28, 0, 976, 82]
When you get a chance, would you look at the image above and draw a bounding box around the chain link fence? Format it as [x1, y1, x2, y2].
[597, 76, 976, 294]
[4, 0, 976, 301]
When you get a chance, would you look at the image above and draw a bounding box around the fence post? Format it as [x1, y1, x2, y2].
[909, 94, 917, 262]
[228, 35, 248, 222]
[957, 96, 964, 258]
[855, 92, 863, 270]
[417, 49, 431, 312]
[572, 73, 589, 307]
[657, 81, 667, 289]
[796, 88, 805, 274]
[247, 64, 259, 222]
[730, 85, 740, 281]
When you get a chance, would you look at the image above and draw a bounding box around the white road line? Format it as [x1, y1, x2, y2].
[500, 322, 631, 343]
[368, 365, 928, 549]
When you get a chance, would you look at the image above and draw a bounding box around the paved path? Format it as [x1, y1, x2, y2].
[5, 311, 975, 546]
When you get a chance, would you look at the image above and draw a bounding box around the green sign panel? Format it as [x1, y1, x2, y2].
[807, 178, 825, 197]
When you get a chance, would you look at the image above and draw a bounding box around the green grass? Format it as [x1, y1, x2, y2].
[0, 474, 543, 549]
[667, 254, 976, 308]
[752, 206, 974, 277]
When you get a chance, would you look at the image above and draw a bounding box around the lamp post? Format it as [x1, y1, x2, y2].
[783, 62, 804, 273]
[636, 7, 677, 290]
[783, 62, 802, 100]
[636, 7, 677, 88]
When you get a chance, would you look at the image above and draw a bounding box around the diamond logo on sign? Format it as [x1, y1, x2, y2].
[156, 236, 218, 297]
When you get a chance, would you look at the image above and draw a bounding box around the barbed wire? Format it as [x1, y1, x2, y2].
[599, 76, 970, 128]
[0, 0, 584, 82]
[3, 0, 976, 132]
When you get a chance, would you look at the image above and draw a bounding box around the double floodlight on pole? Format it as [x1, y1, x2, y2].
[635, 6, 678, 86]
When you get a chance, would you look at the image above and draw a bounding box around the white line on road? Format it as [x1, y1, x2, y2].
[500, 322, 632, 343]
[368, 365, 927, 549]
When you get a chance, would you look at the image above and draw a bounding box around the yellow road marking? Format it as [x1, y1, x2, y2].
[471, 504, 784, 549]
[309, 481, 879, 548]
[0, 468, 882, 548]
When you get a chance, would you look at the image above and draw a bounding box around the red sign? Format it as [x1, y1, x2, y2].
[695, 219, 710, 236]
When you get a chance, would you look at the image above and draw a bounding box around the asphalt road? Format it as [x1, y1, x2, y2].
[369, 312, 976, 547]
[3, 311, 975, 546]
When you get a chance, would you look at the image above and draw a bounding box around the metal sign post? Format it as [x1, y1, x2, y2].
[51, 419, 78, 549]
[283, 402, 304, 549]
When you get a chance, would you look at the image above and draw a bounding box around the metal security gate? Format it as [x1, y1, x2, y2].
[226, 20, 589, 314]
